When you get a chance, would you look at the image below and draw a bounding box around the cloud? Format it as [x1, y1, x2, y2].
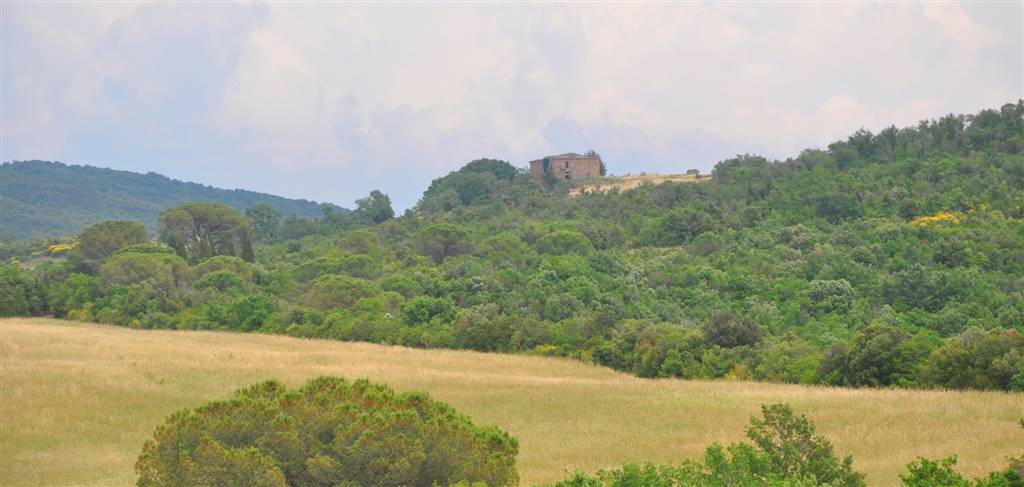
[2, 2, 1021, 210]
[922, 2, 997, 52]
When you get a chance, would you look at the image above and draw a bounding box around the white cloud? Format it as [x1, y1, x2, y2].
[922, 2, 997, 52]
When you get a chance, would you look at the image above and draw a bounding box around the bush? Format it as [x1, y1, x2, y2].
[535, 230, 594, 256]
[901, 456, 1023, 487]
[78, 220, 148, 267]
[136, 377, 518, 487]
[746, 404, 864, 487]
[550, 403, 864, 487]
[921, 328, 1024, 391]
[704, 312, 763, 348]
[305, 275, 379, 309]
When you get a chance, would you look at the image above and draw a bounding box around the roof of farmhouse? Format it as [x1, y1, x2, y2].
[530, 153, 601, 163]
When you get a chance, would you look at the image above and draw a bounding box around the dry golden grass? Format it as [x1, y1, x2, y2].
[1, 317, 1021, 486]
[568, 173, 712, 196]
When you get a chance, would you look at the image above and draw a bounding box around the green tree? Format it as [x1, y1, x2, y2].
[135, 377, 518, 487]
[921, 328, 1024, 390]
[746, 403, 865, 487]
[99, 252, 189, 293]
[832, 324, 922, 387]
[354, 190, 395, 224]
[551, 403, 864, 487]
[158, 203, 254, 264]
[704, 312, 763, 348]
[416, 223, 473, 264]
[78, 221, 148, 268]
[535, 230, 594, 255]
[305, 275, 379, 309]
[245, 204, 281, 241]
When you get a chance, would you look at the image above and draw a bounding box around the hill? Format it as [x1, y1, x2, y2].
[567, 172, 713, 196]
[3, 102, 1023, 394]
[0, 160, 329, 240]
[1, 318, 1020, 486]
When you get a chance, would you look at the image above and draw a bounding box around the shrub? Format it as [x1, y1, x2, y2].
[305, 275, 379, 309]
[550, 403, 864, 487]
[746, 404, 864, 487]
[921, 328, 1024, 391]
[704, 312, 763, 348]
[901, 456, 1024, 487]
[535, 230, 594, 256]
[136, 377, 518, 487]
[77, 220, 148, 267]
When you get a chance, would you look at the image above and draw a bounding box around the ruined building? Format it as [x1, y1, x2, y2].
[529, 152, 603, 181]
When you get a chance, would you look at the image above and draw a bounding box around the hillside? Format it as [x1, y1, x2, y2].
[568, 172, 713, 196]
[1, 318, 1020, 486]
[3, 102, 1023, 394]
[0, 160, 329, 240]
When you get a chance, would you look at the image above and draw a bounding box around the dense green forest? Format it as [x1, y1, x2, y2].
[0, 160, 332, 240]
[2, 102, 1023, 391]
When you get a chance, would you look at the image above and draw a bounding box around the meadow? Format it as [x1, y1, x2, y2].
[1, 317, 1021, 486]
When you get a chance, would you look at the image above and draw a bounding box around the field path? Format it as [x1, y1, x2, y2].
[1, 318, 1021, 486]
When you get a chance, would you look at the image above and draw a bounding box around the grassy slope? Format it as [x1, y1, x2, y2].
[1, 318, 1021, 487]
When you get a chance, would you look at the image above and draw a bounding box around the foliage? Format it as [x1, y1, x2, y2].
[6, 101, 1024, 391]
[549, 403, 864, 487]
[901, 456, 1023, 487]
[354, 190, 395, 224]
[0, 160, 326, 241]
[77, 220, 149, 267]
[158, 202, 255, 264]
[246, 203, 282, 241]
[135, 377, 519, 487]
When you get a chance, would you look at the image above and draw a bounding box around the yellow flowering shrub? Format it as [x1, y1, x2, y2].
[910, 211, 964, 227]
[47, 240, 79, 254]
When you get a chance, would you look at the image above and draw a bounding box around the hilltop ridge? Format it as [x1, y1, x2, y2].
[0, 160, 332, 240]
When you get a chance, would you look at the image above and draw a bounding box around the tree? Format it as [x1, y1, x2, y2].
[305, 275, 379, 309]
[746, 403, 865, 487]
[460, 158, 518, 181]
[535, 230, 594, 255]
[453, 173, 494, 205]
[158, 203, 254, 264]
[99, 252, 189, 293]
[354, 190, 395, 224]
[78, 221, 148, 268]
[833, 324, 919, 387]
[416, 223, 472, 263]
[704, 312, 763, 348]
[921, 328, 1024, 390]
[245, 204, 281, 241]
[0, 265, 45, 316]
[136, 377, 519, 487]
[551, 403, 864, 487]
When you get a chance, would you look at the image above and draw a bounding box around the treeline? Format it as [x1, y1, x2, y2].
[0, 160, 329, 240]
[2, 102, 1023, 392]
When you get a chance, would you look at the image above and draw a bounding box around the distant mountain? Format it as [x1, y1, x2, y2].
[0, 161, 331, 240]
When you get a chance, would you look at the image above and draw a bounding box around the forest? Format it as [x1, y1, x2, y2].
[0, 160, 329, 240]
[2, 101, 1023, 392]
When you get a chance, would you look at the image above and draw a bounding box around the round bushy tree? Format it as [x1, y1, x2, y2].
[136, 377, 519, 487]
[78, 220, 149, 267]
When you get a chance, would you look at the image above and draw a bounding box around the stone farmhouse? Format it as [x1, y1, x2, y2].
[529, 152, 603, 181]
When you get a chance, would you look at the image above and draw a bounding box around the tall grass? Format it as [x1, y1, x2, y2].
[1, 318, 1021, 486]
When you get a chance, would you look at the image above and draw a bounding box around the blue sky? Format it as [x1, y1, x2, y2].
[3, 2, 1021, 210]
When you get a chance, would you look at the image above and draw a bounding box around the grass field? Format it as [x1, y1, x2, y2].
[1, 318, 1021, 486]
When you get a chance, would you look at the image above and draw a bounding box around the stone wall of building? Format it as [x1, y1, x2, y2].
[529, 155, 602, 180]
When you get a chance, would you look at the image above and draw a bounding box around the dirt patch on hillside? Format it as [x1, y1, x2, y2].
[569, 173, 712, 196]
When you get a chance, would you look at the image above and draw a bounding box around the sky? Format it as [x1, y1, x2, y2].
[3, 2, 1022, 211]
